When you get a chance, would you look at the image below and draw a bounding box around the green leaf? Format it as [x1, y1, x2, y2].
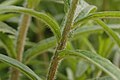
[72, 24, 120, 40]
[42, 0, 64, 4]
[60, 50, 120, 80]
[75, 5, 97, 21]
[98, 32, 114, 57]
[0, 53, 42, 80]
[0, 32, 16, 58]
[74, 11, 120, 27]
[27, 0, 41, 9]
[64, 0, 97, 22]
[0, 21, 16, 34]
[0, 14, 18, 21]
[0, 0, 19, 5]
[66, 41, 74, 50]
[24, 37, 57, 64]
[96, 19, 120, 47]
[63, 0, 71, 13]
[74, 0, 97, 21]
[66, 67, 74, 80]
[87, 76, 113, 80]
[23, 24, 120, 63]
[113, 50, 120, 67]
[0, 6, 61, 41]
[75, 60, 88, 78]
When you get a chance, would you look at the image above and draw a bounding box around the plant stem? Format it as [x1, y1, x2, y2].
[10, 13, 31, 80]
[16, 14, 31, 62]
[10, 1, 35, 80]
[47, 0, 79, 80]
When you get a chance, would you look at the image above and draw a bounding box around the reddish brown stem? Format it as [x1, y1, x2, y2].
[47, 0, 79, 80]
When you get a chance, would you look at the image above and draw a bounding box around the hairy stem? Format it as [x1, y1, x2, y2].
[10, 0, 36, 80]
[47, 0, 79, 80]
[10, 15, 31, 80]
[16, 14, 31, 62]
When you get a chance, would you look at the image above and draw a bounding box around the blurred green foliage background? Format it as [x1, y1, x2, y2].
[0, 0, 120, 80]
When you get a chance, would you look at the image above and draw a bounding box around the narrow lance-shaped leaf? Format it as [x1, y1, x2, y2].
[24, 24, 120, 63]
[74, 0, 97, 21]
[0, 0, 19, 5]
[0, 14, 18, 21]
[59, 50, 120, 80]
[87, 76, 113, 80]
[96, 19, 120, 47]
[74, 5, 97, 22]
[74, 11, 120, 27]
[23, 37, 57, 64]
[0, 53, 42, 80]
[0, 21, 16, 34]
[66, 68, 74, 80]
[0, 6, 61, 41]
[72, 24, 120, 40]
[76, 60, 88, 78]
[27, 0, 41, 9]
[63, 0, 71, 13]
[64, 0, 97, 22]
[42, 0, 64, 4]
[98, 32, 113, 57]
[0, 32, 16, 58]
